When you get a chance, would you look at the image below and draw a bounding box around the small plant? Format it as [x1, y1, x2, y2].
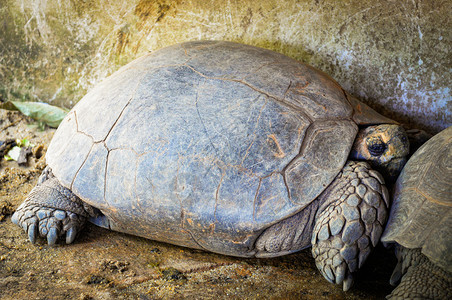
[4, 138, 34, 162]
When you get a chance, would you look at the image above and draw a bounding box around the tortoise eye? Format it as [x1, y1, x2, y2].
[366, 136, 387, 156]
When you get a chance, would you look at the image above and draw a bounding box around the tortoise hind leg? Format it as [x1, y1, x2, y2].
[12, 167, 96, 245]
[387, 246, 452, 299]
[254, 200, 319, 257]
[311, 161, 389, 291]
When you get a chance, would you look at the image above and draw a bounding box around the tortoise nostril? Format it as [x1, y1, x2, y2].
[366, 136, 387, 156]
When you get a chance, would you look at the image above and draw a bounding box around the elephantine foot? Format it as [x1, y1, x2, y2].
[11, 168, 96, 245]
[12, 203, 85, 245]
[311, 161, 389, 291]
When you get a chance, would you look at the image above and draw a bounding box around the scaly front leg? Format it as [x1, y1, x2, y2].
[311, 161, 389, 291]
[12, 167, 96, 245]
[387, 246, 452, 299]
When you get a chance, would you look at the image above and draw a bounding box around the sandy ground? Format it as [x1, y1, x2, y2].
[0, 110, 396, 299]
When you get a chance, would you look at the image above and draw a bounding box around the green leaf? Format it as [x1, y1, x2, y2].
[4, 146, 21, 161]
[0, 101, 68, 128]
[16, 138, 34, 148]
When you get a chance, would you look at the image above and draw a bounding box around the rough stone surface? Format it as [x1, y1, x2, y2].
[0, 0, 450, 133]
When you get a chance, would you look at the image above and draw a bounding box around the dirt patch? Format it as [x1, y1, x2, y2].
[0, 109, 395, 299]
[0, 200, 13, 222]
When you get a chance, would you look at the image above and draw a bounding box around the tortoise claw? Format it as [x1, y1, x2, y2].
[66, 227, 77, 244]
[28, 222, 38, 244]
[11, 210, 20, 225]
[12, 202, 85, 245]
[335, 263, 346, 285]
[47, 227, 58, 245]
[389, 259, 403, 286]
[343, 273, 354, 291]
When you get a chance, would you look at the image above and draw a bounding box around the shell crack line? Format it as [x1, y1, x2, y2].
[102, 72, 149, 144]
[194, 78, 220, 156]
[214, 172, 225, 224]
[73, 110, 96, 142]
[253, 178, 263, 221]
[70, 143, 95, 191]
[183, 64, 314, 123]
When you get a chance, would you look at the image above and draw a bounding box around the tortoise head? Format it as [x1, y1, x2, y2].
[350, 124, 409, 181]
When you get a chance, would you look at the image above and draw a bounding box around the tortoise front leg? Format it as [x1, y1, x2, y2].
[12, 167, 96, 245]
[311, 161, 389, 291]
[387, 246, 452, 299]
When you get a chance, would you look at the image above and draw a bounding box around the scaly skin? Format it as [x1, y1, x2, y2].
[387, 246, 452, 300]
[311, 161, 389, 291]
[11, 168, 96, 245]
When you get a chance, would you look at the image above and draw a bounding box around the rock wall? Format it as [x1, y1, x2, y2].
[0, 0, 450, 133]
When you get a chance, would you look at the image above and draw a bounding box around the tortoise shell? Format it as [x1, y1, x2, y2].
[382, 126, 451, 271]
[46, 41, 392, 256]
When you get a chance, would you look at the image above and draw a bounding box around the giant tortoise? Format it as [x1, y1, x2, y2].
[382, 126, 451, 299]
[12, 41, 409, 290]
